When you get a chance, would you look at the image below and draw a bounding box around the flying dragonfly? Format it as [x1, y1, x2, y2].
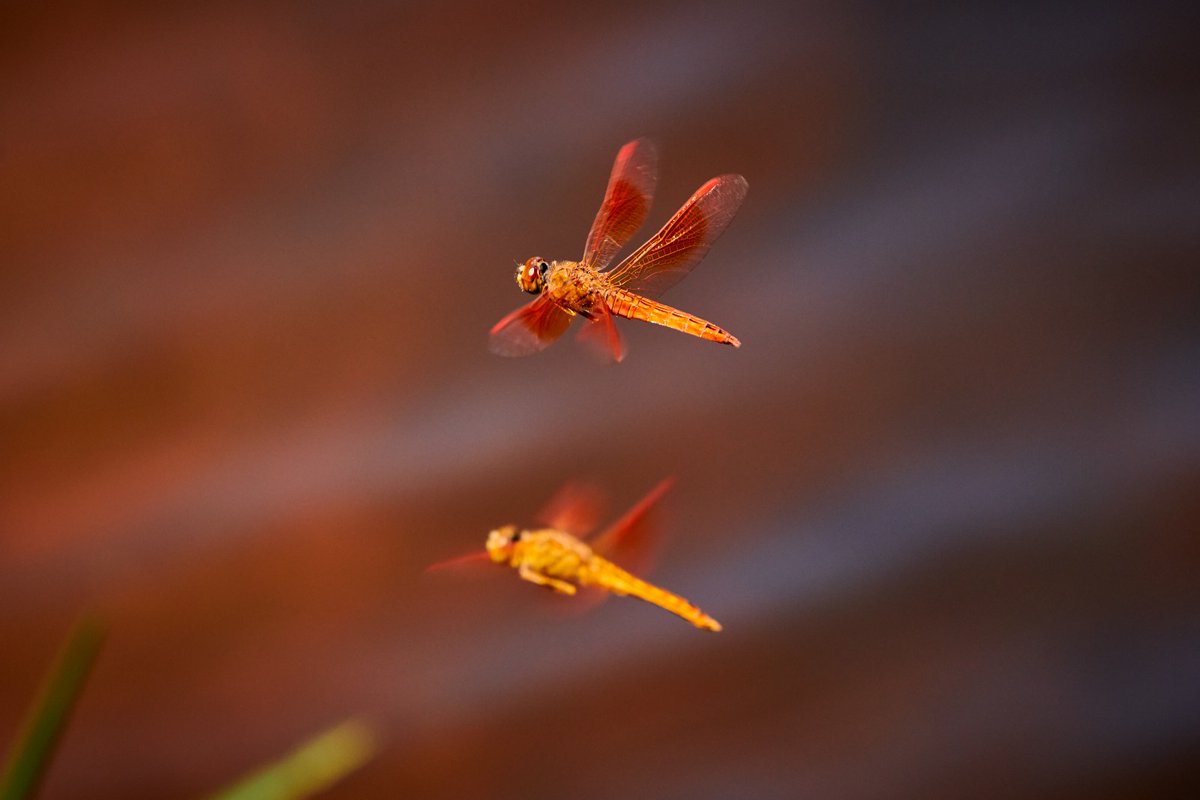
[428, 478, 722, 631]
[489, 139, 747, 361]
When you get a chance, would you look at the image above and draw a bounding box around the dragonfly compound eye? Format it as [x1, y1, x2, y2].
[515, 257, 547, 294]
[486, 526, 519, 563]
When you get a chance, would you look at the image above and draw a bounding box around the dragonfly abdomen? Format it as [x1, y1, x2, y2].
[581, 555, 721, 631]
[604, 288, 740, 348]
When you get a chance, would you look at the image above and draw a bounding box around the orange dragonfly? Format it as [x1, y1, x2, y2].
[489, 139, 747, 361]
[428, 478, 722, 631]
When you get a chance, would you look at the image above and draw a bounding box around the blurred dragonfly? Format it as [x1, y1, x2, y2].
[429, 478, 722, 631]
[489, 139, 747, 361]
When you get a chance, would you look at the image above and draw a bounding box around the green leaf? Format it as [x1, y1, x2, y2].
[0, 616, 106, 800]
[205, 719, 377, 800]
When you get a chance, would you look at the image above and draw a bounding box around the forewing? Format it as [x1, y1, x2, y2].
[488, 295, 572, 357]
[425, 549, 491, 574]
[535, 481, 606, 537]
[604, 174, 747, 297]
[582, 139, 658, 271]
[588, 477, 675, 577]
[575, 301, 626, 363]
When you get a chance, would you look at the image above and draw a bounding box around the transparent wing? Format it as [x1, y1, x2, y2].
[488, 295, 572, 357]
[582, 139, 658, 271]
[425, 549, 491, 573]
[588, 477, 675, 577]
[535, 481, 606, 537]
[604, 174, 747, 297]
[575, 301, 626, 363]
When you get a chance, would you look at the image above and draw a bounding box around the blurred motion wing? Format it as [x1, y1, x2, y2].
[534, 481, 606, 537]
[489, 295, 572, 356]
[588, 477, 675, 576]
[604, 175, 747, 297]
[582, 139, 658, 271]
[425, 549, 491, 574]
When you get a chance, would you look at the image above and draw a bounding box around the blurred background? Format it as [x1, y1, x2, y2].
[2, 1, 1198, 797]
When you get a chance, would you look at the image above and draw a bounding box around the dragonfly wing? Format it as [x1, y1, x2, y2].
[588, 477, 675, 577]
[488, 295, 573, 356]
[575, 301, 626, 363]
[582, 139, 658, 271]
[603, 174, 747, 297]
[535, 481, 606, 537]
[425, 549, 491, 573]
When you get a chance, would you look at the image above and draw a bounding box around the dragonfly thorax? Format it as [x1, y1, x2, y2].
[516, 257, 550, 294]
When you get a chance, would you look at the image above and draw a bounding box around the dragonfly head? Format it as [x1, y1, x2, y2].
[486, 525, 521, 563]
[516, 257, 550, 294]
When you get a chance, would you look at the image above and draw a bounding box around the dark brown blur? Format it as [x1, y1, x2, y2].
[2, 2, 1197, 798]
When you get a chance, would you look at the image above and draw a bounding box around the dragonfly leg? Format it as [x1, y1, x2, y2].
[519, 564, 577, 595]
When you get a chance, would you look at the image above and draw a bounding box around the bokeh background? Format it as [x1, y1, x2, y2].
[2, 1, 1198, 797]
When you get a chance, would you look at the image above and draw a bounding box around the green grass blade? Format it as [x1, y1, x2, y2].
[205, 719, 377, 800]
[0, 617, 106, 800]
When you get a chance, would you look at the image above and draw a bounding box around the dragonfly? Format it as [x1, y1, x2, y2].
[489, 139, 747, 361]
[428, 478, 722, 631]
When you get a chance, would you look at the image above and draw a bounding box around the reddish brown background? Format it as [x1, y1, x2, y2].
[2, 1, 1198, 798]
